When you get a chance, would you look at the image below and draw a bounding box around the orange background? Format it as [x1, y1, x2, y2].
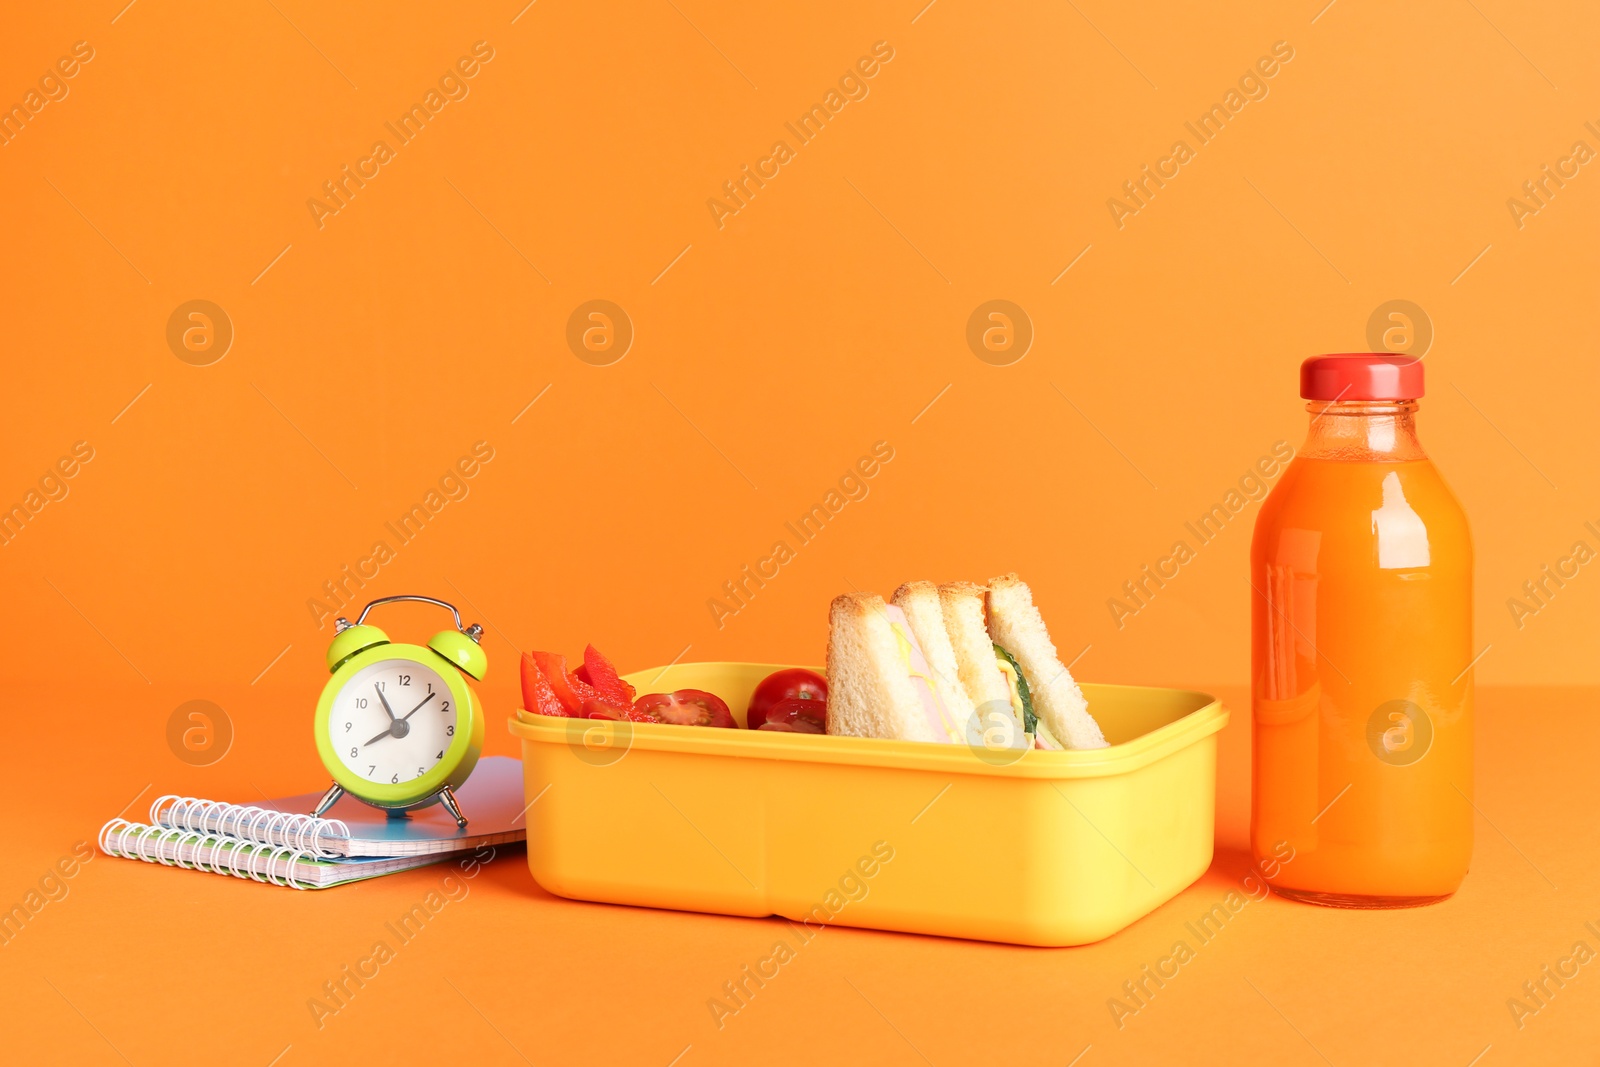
[2, 1, 1598, 1064]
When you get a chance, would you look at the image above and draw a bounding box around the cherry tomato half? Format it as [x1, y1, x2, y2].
[747, 668, 828, 729]
[632, 689, 737, 729]
[755, 697, 827, 733]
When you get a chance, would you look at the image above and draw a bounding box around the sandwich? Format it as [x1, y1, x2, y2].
[827, 573, 1107, 750]
[937, 581, 1017, 740]
[981, 573, 1106, 750]
[825, 592, 965, 743]
[890, 581, 980, 740]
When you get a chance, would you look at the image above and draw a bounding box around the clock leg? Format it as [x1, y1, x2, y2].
[438, 785, 468, 829]
[311, 782, 344, 818]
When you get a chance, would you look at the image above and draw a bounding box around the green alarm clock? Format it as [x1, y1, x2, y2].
[310, 595, 487, 828]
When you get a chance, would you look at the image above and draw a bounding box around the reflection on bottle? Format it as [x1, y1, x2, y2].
[1371, 472, 1430, 570]
[1256, 528, 1322, 853]
[1263, 529, 1321, 701]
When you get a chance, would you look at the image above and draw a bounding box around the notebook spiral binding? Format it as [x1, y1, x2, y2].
[149, 795, 351, 857]
[98, 818, 317, 890]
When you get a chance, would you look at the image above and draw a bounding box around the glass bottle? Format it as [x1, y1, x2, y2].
[1251, 354, 1473, 907]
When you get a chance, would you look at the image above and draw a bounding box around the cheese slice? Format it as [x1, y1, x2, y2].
[886, 605, 963, 743]
[994, 645, 1063, 751]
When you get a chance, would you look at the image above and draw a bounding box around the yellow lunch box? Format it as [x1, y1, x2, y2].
[507, 662, 1227, 947]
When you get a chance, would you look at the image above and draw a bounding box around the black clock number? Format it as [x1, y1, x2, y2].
[391, 772, 399, 783]
[344, 721, 352, 731]
[355, 697, 367, 709]
[417, 766, 425, 777]
[441, 700, 450, 713]
[350, 746, 357, 757]
[399, 674, 411, 686]
[367, 765, 375, 775]
[446, 724, 454, 736]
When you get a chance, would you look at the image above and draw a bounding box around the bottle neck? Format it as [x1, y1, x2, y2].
[1301, 400, 1426, 461]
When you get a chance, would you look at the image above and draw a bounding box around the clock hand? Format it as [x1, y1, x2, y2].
[375, 684, 398, 722]
[361, 690, 435, 747]
[397, 691, 437, 723]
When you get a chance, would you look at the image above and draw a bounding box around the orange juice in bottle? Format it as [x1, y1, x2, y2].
[1251, 354, 1472, 907]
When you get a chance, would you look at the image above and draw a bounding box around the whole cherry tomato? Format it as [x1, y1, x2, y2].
[756, 697, 827, 733]
[747, 668, 828, 729]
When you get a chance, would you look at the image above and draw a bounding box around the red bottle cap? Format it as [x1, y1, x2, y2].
[1300, 353, 1424, 400]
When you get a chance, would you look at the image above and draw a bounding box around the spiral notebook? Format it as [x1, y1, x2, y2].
[98, 756, 529, 890]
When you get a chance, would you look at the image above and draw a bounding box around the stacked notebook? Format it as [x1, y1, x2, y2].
[98, 757, 528, 890]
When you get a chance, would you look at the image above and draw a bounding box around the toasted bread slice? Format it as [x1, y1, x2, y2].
[891, 581, 979, 741]
[938, 581, 1013, 727]
[985, 573, 1107, 749]
[825, 593, 937, 742]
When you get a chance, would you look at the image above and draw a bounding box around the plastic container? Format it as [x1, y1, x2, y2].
[508, 662, 1227, 946]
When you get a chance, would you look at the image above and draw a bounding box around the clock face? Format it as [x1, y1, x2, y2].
[329, 659, 458, 786]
